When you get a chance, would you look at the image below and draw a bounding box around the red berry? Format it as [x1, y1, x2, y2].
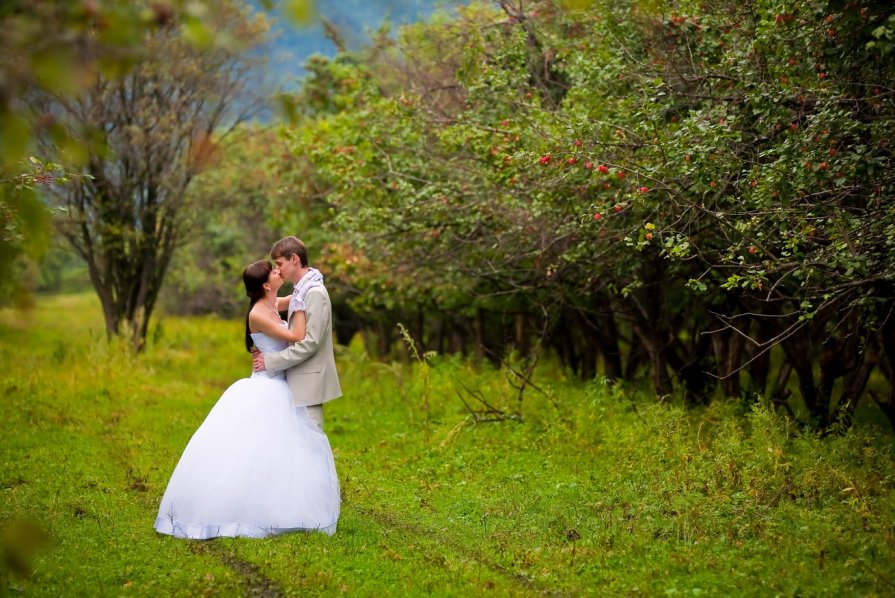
[709, 181, 716, 188]
[819, 161, 828, 170]
[818, 72, 827, 79]
[567, 157, 577, 165]
[640, 186, 648, 193]
[748, 246, 757, 254]
[645, 233, 653, 240]
[539, 154, 551, 165]
[584, 162, 594, 170]
[617, 171, 626, 179]
[614, 204, 623, 212]
[598, 164, 609, 174]
[593, 212, 602, 220]
[574, 139, 583, 147]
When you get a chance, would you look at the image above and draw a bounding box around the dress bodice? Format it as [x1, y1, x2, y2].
[250, 322, 288, 380]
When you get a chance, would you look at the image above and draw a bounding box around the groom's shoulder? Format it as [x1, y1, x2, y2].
[307, 285, 330, 300]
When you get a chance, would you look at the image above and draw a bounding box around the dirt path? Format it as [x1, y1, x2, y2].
[191, 542, 285, 598]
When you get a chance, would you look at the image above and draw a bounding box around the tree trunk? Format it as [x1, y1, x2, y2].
[723, 323, 746, 398]
[747, 320, 772, 398]
[597, 313, 623, 380]
[780, 329, 824, 425]
[871, 306, 895, 434]
[870, 389, 895, 436]
[580, 318, 598, 380]
[835, 355, 875, 429]
[632, 322, 672, 397]
[515, 313, 529, 356]
[474, 309, 485, 362]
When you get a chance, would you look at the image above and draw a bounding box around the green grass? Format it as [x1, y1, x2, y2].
[2, 294, 895, 596]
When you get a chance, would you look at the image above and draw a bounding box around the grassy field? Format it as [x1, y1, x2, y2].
[2, 293, 895, 596]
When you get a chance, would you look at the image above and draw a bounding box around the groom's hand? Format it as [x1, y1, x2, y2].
[251, 349, 266, 372]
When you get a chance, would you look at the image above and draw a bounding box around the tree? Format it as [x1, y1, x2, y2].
[161, 124, 292, 318]
[0, 160, 54, 305]
[0, 0, 315, 306]
[274, 0, 895, 431]
[36, 2, 268, 348]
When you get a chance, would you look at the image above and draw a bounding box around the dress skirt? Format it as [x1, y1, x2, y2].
[154, 375, 340, 539]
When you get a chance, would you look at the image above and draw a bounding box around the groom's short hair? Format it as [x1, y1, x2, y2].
[271, 236, 308, 267]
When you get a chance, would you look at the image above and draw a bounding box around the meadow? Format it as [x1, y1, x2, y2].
[2, 294, 894, 596]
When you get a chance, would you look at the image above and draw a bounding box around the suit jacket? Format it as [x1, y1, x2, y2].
[263, 285, 342, 407]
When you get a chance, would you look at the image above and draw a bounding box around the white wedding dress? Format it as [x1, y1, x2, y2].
[154, 323, 340, 539]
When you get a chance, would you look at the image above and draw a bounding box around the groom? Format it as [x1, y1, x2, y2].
[252, 236, 341, 430]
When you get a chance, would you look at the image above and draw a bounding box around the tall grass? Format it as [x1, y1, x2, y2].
[1, 294, 894, 596]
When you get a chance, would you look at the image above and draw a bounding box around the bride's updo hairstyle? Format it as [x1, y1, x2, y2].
[243, 260, 273, 352]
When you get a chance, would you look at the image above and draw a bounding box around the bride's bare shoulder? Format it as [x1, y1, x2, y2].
[248, 304, 280, 333]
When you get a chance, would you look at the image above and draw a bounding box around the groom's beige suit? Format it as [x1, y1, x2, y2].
[263, 285, 341, 408]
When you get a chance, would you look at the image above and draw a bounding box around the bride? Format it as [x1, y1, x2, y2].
[154, 260, 340, 539]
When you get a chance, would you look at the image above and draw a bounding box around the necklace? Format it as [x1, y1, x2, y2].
[260, 300, 279, 317]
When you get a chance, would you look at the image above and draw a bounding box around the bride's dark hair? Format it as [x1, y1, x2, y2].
[243, 260, 273, 352]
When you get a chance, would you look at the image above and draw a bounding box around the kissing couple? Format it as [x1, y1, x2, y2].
[154, 236, 342, 539]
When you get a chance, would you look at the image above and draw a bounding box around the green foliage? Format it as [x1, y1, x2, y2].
[2, 295, 895, 594]
[0, 0, 276, 167]
[32, 2, 270, 349]
[0, 1, 238, 268]
[0, 0, 303, 312]
[274, 0, 895, 428]
[0, 157, 75, 304]
[34, 237, 93, 296]
[283, 0, 315, 26]
[160, 125, 289, 317]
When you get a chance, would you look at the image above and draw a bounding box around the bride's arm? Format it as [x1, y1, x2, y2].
[248, 310, 307, 344]
[261, 289, 328, 373]
[275, 296, 290, 312]
[286, 310, 307, 342]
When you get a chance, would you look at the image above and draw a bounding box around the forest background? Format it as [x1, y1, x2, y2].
[2, 0, 895, 595]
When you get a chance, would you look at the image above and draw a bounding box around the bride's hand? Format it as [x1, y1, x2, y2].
[251, 349, 266, 372]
